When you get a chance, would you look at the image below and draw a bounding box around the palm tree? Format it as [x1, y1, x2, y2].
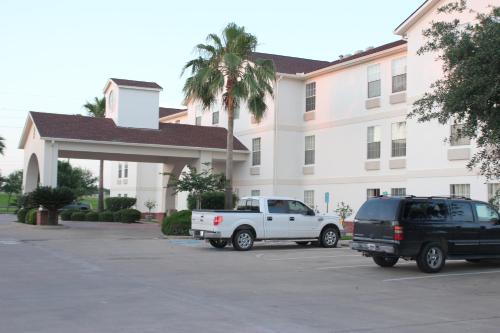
[182, 23, 275, 208]
[0, 136, 5, 155]
[83, 97, 106, 211]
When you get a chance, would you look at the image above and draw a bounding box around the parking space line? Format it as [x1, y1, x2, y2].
[383, 270, 500, 282]
[317, 262, 414, 270]
[264, 254, 360, 261]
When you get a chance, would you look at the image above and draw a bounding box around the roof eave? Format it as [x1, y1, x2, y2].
[394, 0, 438, 36]
[18, 112, 35, 149]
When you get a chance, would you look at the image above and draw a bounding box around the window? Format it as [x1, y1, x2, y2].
[268, 200, 289, 214]
[450, 202, 474, 222]
[195, 106, 202, 126]
[356, 198, 401, 221]
[195, 116, 202, 126]
[212, 110, 219, 125]
[118, 164, 123, 178]
[118, 193, 122, 197]
[367, 126, 381, 159]
[175, 120, 180, 124]
[488, 183, 500, 201]
[450, 184, 470, 198]
[366, 188, 380, 199]
[123, 163, 128, 178]
[475, 203, 499, 222]
[391, 122, 406, 157]
[234, 105, 240, 119]
[305, 135, 315, 165]
[304, 190, 314, 208]
[252, 138, 261, 166]
[288, 201, 311, 215]
[367, 64, 381, 98]
[392, 57, 407, 93]
[391, 188, 406, 196]
[426, 201, 449, 221]
[124, 193, 128, 198]
[237, 199, 260, 212]
[305, 82, 316, 112]
[251, 190, 260, 197]
[403, 201, 427, 220]
[450, 124, 470, 146]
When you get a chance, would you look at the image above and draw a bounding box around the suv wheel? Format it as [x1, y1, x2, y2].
[373, 255, 399, 267]
[209, 239, 228, 249]
[233, 229, 254, 251]
[417, 242, 446, 273]
[320, 227, 339, 248]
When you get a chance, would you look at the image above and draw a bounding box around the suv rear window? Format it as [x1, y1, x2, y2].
[356, 199, 401, 221]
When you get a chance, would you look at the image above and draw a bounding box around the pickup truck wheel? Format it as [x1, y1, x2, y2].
[373, 255, 399, 267]
[320, 227, 339, 248]
[209, 239, 228, 249]
[233, 230, 254, 251]
[417, 242, 446, 273]
[296, 241, 310, 246]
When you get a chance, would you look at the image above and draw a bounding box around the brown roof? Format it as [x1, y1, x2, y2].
[159, 107, 187, 118]
[250, 52, 331, 75]
[30, 112, 247, 151]
[110, 78, 162, 90]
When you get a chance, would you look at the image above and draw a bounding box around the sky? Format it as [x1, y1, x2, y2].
[0, 0, 423, 187]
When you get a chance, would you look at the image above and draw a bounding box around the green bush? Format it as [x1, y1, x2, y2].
[98, 211, 114, 222]
[187, 191, 238, 210]
[30, 186, 75, 224]
[26, 209, 37, 225]
[70, 211, 86, 221]
[113, 210, 124, 222]
[120, 209, 141, 223]
[162, 210, 192, 236]
[85, 211, 99, 221]
[105, 197, 137, 212]
[17, 193, 35, 210]
[60, 209, 77, 221]
[17, 208, 28, 223]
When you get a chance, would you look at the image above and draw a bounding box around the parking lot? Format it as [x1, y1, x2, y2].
[1, 214, 500, 333]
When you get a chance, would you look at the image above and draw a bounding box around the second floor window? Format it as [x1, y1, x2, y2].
[367, 64, 381, 98]
[123, 163, 128, 178]
[306, 82, 316, 112]
[450, 124, 470, 146]
[305, 135, 315, 165]
[212, 110, 219, 125]
[391, 121, 406, 157]
[392, 57, 407, 93]
[252, 137, 261, 166]
[118, 163, 123, 178]
[367, 126, 381, 159]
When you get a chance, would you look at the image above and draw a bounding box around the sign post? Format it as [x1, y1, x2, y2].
[324, 192, 330, 213]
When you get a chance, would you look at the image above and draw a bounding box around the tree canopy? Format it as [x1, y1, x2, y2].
[0, 135, 5, 156]
[57, 160, 97, 198]
[83, 97, 105, 118]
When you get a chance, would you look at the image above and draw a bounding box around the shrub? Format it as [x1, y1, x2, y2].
[17, 193, 35, 209]
[26, 209, 37, 225]
[30, 186, 75, 224]
[113, 210, 124, 222]
[105, 197, 137, 212]
[85, 211, 99, 221]
[120, 209, 141, 223]
[60, 209, 77, 221]
[98, 211, 114, 222]
[187, 191, 238, 210]
[162, 210, 192, 236]
[70, 211, 86, 221]
[17, 208, 28, 223]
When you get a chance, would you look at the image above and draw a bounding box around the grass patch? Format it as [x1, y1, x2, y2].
[341, 235, 352, 241]
[0, 192, 17, 213]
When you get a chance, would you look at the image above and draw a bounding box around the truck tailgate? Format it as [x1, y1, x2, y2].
[191, 211, 216, 232]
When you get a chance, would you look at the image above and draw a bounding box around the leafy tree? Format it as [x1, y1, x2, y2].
[0, 135, 5, 155]
[408, 1, 500, 179]
[57, 160, 97, 198]
[2, 170, 23, 207]
[182, 23, 275, 208]
[83, 96, 106, 211]
[335, 202, 353, 226]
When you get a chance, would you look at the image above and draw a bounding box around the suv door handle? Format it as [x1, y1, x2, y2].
[289, 217, 295, 221]
[267, 216, 273, 221]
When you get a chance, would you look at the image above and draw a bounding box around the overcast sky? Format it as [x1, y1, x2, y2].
[0, 0, 423, 186]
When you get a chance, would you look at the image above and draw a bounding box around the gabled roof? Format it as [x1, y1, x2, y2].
[24, 112, 247, 151]
[159, 107, 187, 118]
[325, 40, 407, 68]
[394, 0, 438, 35]
[106, 78, 163, 91]
[250, 52, 331, 75]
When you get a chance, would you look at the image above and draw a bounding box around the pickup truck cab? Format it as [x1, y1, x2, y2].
[191, 196, 344, 251]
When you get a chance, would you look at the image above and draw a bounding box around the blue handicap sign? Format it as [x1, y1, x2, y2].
[325, 192, 330, 204]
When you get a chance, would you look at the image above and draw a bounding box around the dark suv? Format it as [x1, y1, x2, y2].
[351, 196, 500, 273]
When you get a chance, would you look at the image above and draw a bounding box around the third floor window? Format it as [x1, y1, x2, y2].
[252, 137, 261, 166]
[306, 82, 316, 112]
[367, 64, 381, 98]
[392, 57, 407, 93]
[212, 110, 219, 125]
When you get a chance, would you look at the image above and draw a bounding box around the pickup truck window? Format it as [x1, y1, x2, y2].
[236, 199, 260, 212]
[268, 200, 289, 214]
[450, 202, 474, 222]
[288, 201, 310, 215]
[475, 203, 499, 222]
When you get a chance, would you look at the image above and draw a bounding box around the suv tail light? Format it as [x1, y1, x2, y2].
[213, 216, 223, 226]
[393, 225, 404, 241]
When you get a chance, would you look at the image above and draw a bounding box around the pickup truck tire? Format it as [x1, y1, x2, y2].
[209, 240, 228, 249]
[233, 229, 254, 251]
[320, 227, 339, 248]
[373, 255, 399, 267]
[417, 242, 446, 273]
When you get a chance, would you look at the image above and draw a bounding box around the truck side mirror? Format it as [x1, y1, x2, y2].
[307, 210, 315, 216]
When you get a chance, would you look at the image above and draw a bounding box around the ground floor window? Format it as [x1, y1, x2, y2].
[488, 184, 500, 200]
[391, 188, 406, 197]
[450, 184, 470, 198]
[304, 190, 314, 208]
[367, 188, 380, 199]
[251, 190, 260, 197]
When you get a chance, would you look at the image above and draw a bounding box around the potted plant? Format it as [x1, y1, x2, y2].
[144, 199, 157, 222]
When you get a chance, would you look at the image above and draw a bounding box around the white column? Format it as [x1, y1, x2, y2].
[39, 141, 58, 187]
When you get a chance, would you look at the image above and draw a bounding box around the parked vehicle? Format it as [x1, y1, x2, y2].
[191, 196, 344, 251]
[351, 196, 500, 273]
[59, 202, 90, 212]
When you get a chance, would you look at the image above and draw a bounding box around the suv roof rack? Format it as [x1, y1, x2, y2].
[403, 195, 471, 200]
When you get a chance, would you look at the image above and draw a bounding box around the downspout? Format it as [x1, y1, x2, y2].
[273, 75, 283, 195]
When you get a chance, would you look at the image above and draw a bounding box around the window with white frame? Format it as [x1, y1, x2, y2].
[212, 109, 219, 125]
[124, 193, 128, 198]
[367, 64, 381, 98]
[488, 183, 500, 201]
[234, 105, 240, 119]
[123, 163, 128, 178]
[392, 57, 407, 93]
[195, 106, 202, 126]
[367, 126, 381, 159]
[305, 135, 315, 165]
[450, 184, 470, 198]
[251, 189, 260, 197]
[305, 82, 316, 112]
[367, 188, 380, 199]
[118, 163, 123, 178]
[118, 193, 122, 197]
[252, 138, 261, 166]
[391, 122, 406, 157]
[304, 190, 314, 208]
[450, 124, 470, 146]
[391, 188, 406, 196]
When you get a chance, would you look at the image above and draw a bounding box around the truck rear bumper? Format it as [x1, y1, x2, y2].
[190, 229, 222, 240]
[351, 241, 396, 255]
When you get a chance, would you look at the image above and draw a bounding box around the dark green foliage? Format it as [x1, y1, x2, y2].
[31, 186, 76, 211]
[60, 209, 77, 221]
[113, 210, 123, 222]
[26, 209, 37, 225]
[1, 170, 22, 206]
[187, 191, 238, 210]
[105, 197, 137, 211]
[120, 209, 141, 223]
[17, 208, 27, 223]
[70, 211, 86, 221]
[17, 192, 35, 209]
[98, 211, 114, 222]
[162, 210, 192, 236]
[57, 160, 98, 198]
[409, 2, 500, 179]
[85, 211, 99, 221]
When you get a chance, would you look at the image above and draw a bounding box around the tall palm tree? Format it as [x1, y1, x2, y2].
[83, 97, 106, 211]
[0, 136, 5, 155]
[182, 23, 275, 208]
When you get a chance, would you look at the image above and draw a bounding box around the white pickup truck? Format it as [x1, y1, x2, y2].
[191, 196, 344, 251]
